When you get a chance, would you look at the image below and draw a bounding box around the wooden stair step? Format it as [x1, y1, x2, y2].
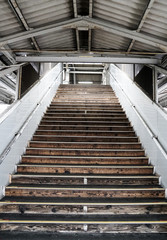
[42, 117, 128, 121]
[39, 121, 131, 126]
[25, 148, 145, 157]
[5, 186, 165, 198]
[44, 113, 126, 118]
[1, 84, 166, 236]
[54, 96, 118, 99]
[11, 174, 159, 185]
[29, 141, 141, 149]
[49, 106, 123, 110]
[37, 125, 133, 131]
[1, 221, 167, 233]
[46, 109, 124, 113]
[16, 164, 153, 175]
[1, 199, 167, 215]
[1, 233, 167, 240]
[21, 156, 149, 165]
[32, 136, 139, 142]
[50, 102, 121, 105]
[54, 100, 119, 103]
[1, 213, 167, 221]
[34, 130, 136, 137]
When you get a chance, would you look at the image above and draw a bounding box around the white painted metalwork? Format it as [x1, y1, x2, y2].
[0, 63, 62, 198]
[109, 64, 167, 189]
[16, 56, 160, 64]
[1, 17, 167, 53]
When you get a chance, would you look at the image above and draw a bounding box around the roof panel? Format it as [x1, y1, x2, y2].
[92, 30, 131, 51]
[93, 0, 150, 29]
[138, 0, 167, 44]
[0, 0, 23, 37]
[36, 29, 76, 50]
[132, 41, 163, 53]
[17, 0, 73, 28]
[0, 0, 166, 60]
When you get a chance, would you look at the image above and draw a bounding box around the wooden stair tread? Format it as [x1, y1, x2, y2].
[1, 84, 166, 235]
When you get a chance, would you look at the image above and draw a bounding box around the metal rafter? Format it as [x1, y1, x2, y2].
[8, 0, 40, 52]
[73, 0, 80, 51]
[88, 29, 92, 52]
[0, 46, 16, 64]
[127, 0, 155, 53]
[76, 28, 80, 51]
[88, 0, 93, 51]
[0, 63, 24, 78]
[73, 0, 78, 18]
[1, 17, 167, 53]
[89, 0, 93, 18]
[16, 55, 160, 64]
[0, 18, 82, 47]
[87, 17, 167, 52]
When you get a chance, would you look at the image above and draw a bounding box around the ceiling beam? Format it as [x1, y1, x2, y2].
[150, 65, 167, 76]
[76, 28, 80, 51]
[0, 63, 24, 78]
[89, 0, 93, 18]
[0, 77, 16, 91]
[73, 0, 80, 51]
[16, 55, 160, 64]
[88, 29, 92, 52]
[8, 0, 40, 52]
[1, 17, 167, 53]
[69, 71, 102, 74]
[0, 89, 14, 104]
[87, 18, 167, 52]
[88, 0, 93, 51]
[127, 0, 155, 53]
[73, 0, 78, 18]
[0, 18, 83, 47]
[0, 46, 16, 64]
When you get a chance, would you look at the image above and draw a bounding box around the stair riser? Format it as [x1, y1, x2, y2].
[54, 100, 120, 103]
[11, 177, 159, 186]
[37, 126, 132, 131]
[44, 114, 126, 118]
[32, 136, 138, 142]
[25, 149, 145, 157]
[29, 142, 141, 150]
[34, 131, 136, 137]
[17, 166, 153, 175]
[51, 100, 120, 103]
[49, 107, 123, 110]
[46, 110, 124, 114]
[1, 84, 166, 236]
[40, 121, 131, 126]
[5, 189, 165, 198]
[42, 118, 129, 122]
[21, 157, 148, 165]
[1, 204, 166, 215]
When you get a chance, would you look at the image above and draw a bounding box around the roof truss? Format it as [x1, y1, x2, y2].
[0, 17, 167, 55]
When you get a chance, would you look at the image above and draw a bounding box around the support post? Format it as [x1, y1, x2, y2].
[153, 68, 158, 103]
[15, 67, 22, 100]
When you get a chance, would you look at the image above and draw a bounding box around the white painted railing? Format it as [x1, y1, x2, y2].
[109, 64, 167, 191]
[0, 63, 62, 198]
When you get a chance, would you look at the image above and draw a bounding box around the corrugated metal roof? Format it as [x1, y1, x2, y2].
[0, 0, 167, 61]
[36, 29, 76, 50]
[93, 0, 150, 29]
[16, 0, 73, 28]
[140, 0, 167, 41]
[92, 30, 131, 51]
[0, 0, 23, 36]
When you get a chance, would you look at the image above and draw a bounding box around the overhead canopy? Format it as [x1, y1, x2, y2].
[0, 0, 167, 64]
[1, 0, 167, 104]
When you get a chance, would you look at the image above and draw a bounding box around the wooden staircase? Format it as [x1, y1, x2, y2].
[0, 84, 167, 239]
